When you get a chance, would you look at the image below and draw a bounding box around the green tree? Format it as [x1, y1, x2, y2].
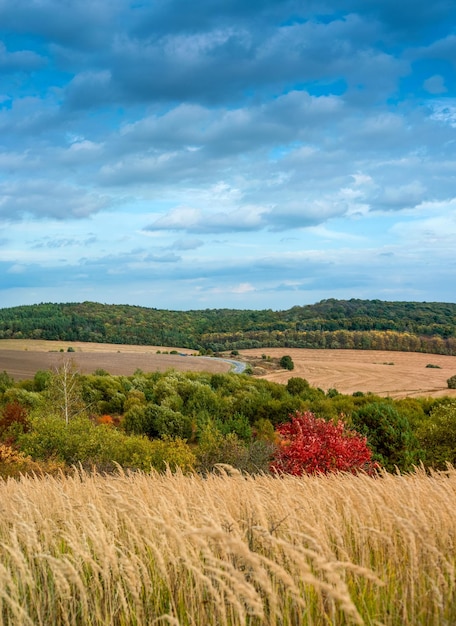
[447, 375, 456, 389]
[416, 400, 456, 469]
[33, 370, 52, 392]
[145, 404, 192, 440]
[280, 355, 294, 370]
[216, 412, 252, 442]
[352, 402, 422, 472]
[0, 371, 15, 394]
[286, 377, 309, 396]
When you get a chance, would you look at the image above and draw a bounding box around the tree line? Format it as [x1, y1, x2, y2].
[0, 298, 455, 354]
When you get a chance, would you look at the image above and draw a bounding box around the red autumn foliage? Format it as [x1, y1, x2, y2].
[0, 402, 30, 433]
[270, 411, 376, 475]
[0, 401, 30, 444]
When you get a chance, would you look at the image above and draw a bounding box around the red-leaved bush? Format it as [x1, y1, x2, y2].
[270, 411, 376, 475]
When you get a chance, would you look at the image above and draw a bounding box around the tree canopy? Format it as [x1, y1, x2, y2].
[0, 299, 455, 354]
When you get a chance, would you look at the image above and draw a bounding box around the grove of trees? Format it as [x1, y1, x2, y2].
[0, 299, 455, 354]
[1, 359, 455, 478]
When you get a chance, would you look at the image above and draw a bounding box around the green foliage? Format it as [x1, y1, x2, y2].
[144, 404, 193, 440]
[279, 355, 294, 370]
[447, 375, 456, 389]
[286, 377, 310, 396]
[1, 299, 455, 353]
[81, 373, 126, 415]
[0, 371, 15, 394]
[393, 397, 430, 431]
[352, 402, 422, 472]
[253, 418, 276, 442]
[0, 364, 453, 475]
[33, 370, 52, 392]
[122, 405, 147, 435]
[3, 387, 43, 410]
[146, 437, 196, 473]
[196, 422, 272, 474]
[416, 401, 456, 469]
[215, 413, 252, 442]
[17, 413, 194, 472]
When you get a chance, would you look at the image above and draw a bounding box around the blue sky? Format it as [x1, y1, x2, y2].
[1, 0, 456, 311]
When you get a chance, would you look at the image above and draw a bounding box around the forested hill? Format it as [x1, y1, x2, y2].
[0, 299, 456, 355]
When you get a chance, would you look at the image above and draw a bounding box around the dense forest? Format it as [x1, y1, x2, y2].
[0, 299, 456, 354]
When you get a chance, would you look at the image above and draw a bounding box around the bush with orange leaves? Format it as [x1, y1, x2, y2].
[0, 443, 64, 479]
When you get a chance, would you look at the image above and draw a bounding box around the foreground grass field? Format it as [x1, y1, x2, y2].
[1, 468, 455, 625]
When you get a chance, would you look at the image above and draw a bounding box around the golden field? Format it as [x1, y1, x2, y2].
[0, 467, 455, 625]
[1, 339, 456, 398]
[242, 347, 456, 399]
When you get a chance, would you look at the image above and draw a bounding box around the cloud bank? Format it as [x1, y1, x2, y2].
[0, 0, 455, 309]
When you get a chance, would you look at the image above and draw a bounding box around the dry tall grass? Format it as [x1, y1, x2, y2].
[0, 467, 455, 625]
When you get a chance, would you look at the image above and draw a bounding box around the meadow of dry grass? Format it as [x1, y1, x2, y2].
[0, 467, 455, 625]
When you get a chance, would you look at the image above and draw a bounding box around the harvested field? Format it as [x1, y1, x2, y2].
[1, 340, 456, 398]
[0, 340, 230, 379]
[241, 347, 456, 399]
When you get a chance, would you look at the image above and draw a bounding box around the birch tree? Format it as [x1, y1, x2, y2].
[46, 358, 84, 425]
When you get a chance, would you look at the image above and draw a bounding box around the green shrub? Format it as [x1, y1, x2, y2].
[253, 418, 276, 442]
[352, 401, 422, 472]
[148, 437, 196, 473]
[279, 355, 294, 371]
[416, 400, 456, 469]
[145, 404, 193, 439]
[17, 414, 187, 472]
[215, 412, 252, 442]
[447, 375, 456, 389]
[0, 371, 15, 394]
[286, 377, 310, 396]
[33, 370, 52, 391]
[196, 422, 272, 474]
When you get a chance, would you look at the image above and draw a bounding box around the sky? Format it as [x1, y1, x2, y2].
[1, 0, 456, 311]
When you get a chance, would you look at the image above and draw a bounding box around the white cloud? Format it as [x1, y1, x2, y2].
[0, 0, 456, 308]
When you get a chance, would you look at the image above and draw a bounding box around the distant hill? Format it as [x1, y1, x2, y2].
[0, 299, 455, 355]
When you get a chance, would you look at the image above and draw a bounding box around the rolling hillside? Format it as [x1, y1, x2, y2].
[0, 299, 455, 355]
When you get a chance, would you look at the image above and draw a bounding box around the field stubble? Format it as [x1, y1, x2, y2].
[0, 340, 229, 379]
[242, 347, 456, 399]
[1, 340, 456, 398]
[0, 467, 455, 625]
